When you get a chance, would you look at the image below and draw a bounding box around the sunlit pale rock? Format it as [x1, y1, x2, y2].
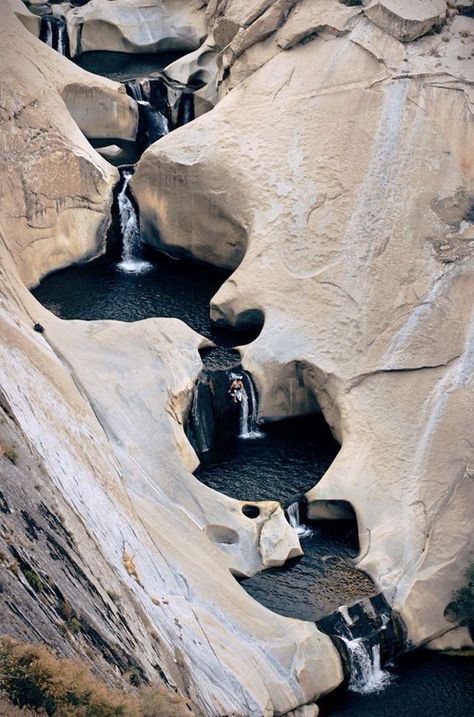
[64, 0, 208, 57]
[133, 1, 474, 650]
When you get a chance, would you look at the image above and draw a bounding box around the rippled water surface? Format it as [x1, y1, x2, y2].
[75, 50, 185, 81]
[33, 252, 226, 339]
[320, 651, 474, 717]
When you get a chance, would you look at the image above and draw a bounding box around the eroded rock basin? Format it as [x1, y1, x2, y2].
[33, 245, 474, 711]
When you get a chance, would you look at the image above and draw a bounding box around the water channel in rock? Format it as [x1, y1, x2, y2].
[31, 46, 474, 714]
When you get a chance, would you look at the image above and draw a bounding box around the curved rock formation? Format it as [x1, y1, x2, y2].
[133, 0, 474, 650]
[0, 3, 344, 715]
[64, 0, 208, 57]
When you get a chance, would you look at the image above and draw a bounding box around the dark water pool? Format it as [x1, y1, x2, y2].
[195, 414, 338, 504]
[32, 251, 255, 354]
[75, 50, 185, 81]
[195, 415, 376, 620]
[320, 650, 474, 717]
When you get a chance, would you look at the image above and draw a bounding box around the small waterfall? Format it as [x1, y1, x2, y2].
[286, 501, 313, 538]
[237, 372, 263, 440]
[186, 368, 262, 456]
[116, 169, 150, 273]
[40, 16, 69, 57]
[340, 638, 392, 694]
[137, 102, 170, 152]
[125, 80, 145, 103]
[176, 93, 195, 128]
[317, 594, 404, 696]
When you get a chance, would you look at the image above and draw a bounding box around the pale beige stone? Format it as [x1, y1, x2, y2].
[65, 0, 208, 57]
[364, 0, 448, 42]
[0, 5, 344, 713]
[427, 626, 474, 651]
[7, 0, 40, 35]
[133, 11, 474, 650]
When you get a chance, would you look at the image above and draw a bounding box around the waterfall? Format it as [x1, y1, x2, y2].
[116, 170, 151, 273]
[317, 594, 399, 696]
[236, 373, 263, 440]
[125, 80, 145, 103]
[176, 93, 195, 128]
[40, 17, 69, 57]
[137, 102, 170, 151]
[339, 638, 392, 694]
[286, 501, 313, 538]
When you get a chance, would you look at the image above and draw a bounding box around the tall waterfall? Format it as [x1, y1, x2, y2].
[40, 16, 68, 56]
[186, 368, 263, 455]
[286, 501, 313, 538]
[116, 170, 151, 273]
[236, 373, 263, 440]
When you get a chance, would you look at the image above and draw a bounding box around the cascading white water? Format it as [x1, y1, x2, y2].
[40, 17, 68, 56]
[287, 501, 313, 538]
[116, 170, 151, 273]
[56, 21, 67, 56]
[237, 374, 263, 440]
[340, 638, 393, 694]
[43, 20, 53, 48]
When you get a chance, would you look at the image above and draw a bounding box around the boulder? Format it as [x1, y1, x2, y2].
[7, 0, 40, 35]
[364, 0, 448, 42]
[0, 5, 120, 286]
[64, 0, 208, 57]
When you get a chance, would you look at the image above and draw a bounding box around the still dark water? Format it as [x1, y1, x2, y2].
[75, 50, 185, 81]
[34, 252, 225, 339]
[320, 651, 474, 717]
[196, 415, 375, 621]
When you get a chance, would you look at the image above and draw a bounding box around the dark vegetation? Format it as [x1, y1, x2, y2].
[452, 563, 474, 635]
[0, 638, 193, 717]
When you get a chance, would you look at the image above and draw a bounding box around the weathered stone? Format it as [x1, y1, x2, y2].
[364, 0, 448, 42]
[64, 0, 208, 57]
[133, 7, 474, 650]
[8, 0, 40, 35]
[0, 5, 344, 714]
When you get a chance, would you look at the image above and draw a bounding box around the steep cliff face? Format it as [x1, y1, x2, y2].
[1, 4, 344, 716]
[133, 0, 474, 649]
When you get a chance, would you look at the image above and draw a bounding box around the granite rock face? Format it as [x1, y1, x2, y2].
[0, 4, 344, 715]
[0, 6, 140, 286]
[133, 0, 474, 649]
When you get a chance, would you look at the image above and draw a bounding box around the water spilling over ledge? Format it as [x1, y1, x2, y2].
[40, 16, 69, 57]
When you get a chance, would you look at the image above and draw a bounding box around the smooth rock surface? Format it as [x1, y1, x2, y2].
[133, 2, 474, 649]
[0, 3, 344, 714]
[65, 0, 208, 57]
[8, 0, 40, 35]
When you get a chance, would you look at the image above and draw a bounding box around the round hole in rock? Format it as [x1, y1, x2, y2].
[241, 504, 260, 519]
[205, 525, 240, 545]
